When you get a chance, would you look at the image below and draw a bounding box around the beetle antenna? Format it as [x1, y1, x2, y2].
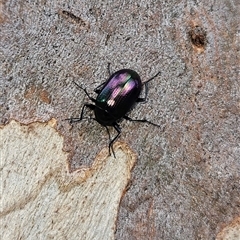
[144, 71, 161, 84]
[73, 81, 96, 103]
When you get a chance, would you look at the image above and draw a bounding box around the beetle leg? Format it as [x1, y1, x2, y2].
[123, 115, 160, 127]
[94, 82, 106, 94]
[65, 104, 95, 123]
[138, 72, 161, 102]
[94, 63, 112, 94]
[106, 123, 121, 158]
[136, 83, 149, 103]
[107, 62, 111, 76]
[144, 71, 161, 84]
[105, 126, 113, 156]
[73, 81, 96, 103]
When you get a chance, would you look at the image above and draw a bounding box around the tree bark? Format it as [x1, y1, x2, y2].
[1, 0, 239, 239]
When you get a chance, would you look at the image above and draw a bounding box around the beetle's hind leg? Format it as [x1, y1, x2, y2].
[105, 123, 121, 158]
[65, 104, 95, 123]
[123, 115, 160, 127]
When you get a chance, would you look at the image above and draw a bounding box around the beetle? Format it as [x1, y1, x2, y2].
[67, 64, 161, 157]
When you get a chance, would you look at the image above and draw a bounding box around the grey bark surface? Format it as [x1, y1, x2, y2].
[1, 0, 239, 239]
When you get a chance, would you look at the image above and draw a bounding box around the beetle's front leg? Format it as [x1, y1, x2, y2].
[94, 82, 106, 94]
[107, 62, 112, 76]
[94, 63, 112, 94]
[136, 83, 149, 103]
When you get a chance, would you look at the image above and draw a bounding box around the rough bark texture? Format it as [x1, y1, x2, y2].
[1, 0, 239, 239]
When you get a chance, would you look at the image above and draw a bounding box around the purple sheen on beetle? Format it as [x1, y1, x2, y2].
[121, 79, 136, 95]
[94, 69, 142, 123]
[96, 71, 141, 106]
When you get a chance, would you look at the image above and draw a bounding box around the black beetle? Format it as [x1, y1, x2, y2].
[67, 65, 161, 157]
